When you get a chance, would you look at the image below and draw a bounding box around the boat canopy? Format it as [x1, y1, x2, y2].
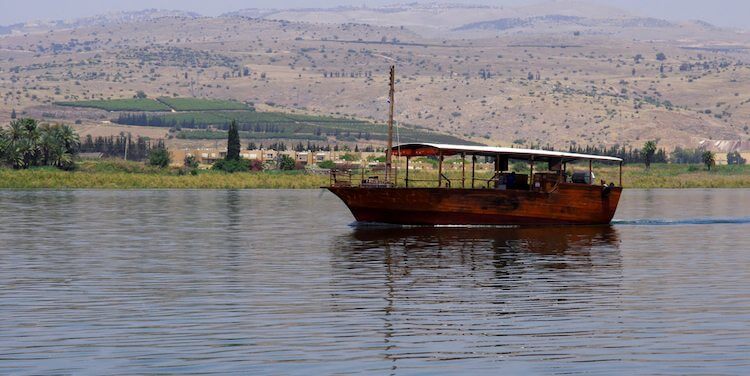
[391, 143, 623, 163]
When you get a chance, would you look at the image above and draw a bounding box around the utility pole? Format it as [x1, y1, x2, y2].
[386, 65, 395, 182]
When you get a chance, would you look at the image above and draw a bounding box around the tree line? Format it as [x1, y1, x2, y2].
[247, 141, 377, 153]
[78, 134, 164, 161]
[567, 144, 668, 164]
[115, 113, 376, 140]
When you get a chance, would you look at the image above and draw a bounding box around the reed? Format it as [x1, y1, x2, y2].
[393, 163, 750, 189]
[0, 165, 329, 189]
[0, 162, 748, 189]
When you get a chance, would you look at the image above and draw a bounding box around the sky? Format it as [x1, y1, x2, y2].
[0, 0, 748, 29]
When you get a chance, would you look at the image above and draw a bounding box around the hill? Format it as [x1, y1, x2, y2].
[1, 2, 750, 152]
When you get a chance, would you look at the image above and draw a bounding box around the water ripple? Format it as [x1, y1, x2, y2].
[0, 189, 749, 375]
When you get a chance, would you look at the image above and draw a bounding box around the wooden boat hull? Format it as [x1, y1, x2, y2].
[327, 185, 621, 225]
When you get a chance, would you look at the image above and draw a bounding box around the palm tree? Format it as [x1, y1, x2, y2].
[39, 124, 57, 166]
[57, 124, 79, 153]
[2, 119, 79, 169]
[6, 119, 40, 168]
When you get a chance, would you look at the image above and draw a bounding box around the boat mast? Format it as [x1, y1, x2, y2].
[386, 65, 395, 182]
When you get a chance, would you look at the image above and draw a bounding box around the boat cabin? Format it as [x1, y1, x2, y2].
[331, 143, 623, 193]
[394, 143, 623, 192]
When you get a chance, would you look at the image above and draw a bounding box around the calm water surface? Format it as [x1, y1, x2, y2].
[1, 189, 749, 375]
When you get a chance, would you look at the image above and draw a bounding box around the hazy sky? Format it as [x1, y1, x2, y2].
[1, 0, 748, 29]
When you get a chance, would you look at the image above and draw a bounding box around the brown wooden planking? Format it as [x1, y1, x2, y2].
[328, 184, 621, 225]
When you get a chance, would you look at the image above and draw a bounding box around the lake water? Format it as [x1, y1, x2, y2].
[1, 189, 749, 375]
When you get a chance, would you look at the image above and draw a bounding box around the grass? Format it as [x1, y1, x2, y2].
[0, 162, 747, 189]
[0, 160, 328, 189]
[56, 99, 171, 112]
[156, 97, 252, 111]
[386, 163, 750, 189]
[597, 163, 750, 189]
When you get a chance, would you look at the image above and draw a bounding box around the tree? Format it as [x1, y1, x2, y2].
[148, 147, 171, 168]
[641, 140, 657, 168]
[184, 155, 199, 169]
[10, 108, 16, 119]
[656, 52, 667, 61]
[278, 154, 295, 170]
[226, 120, 240, 161]
[727, 151, 746, 165]
[134, 90, 147, 99]
[6, 118, 41, 169]
[1, 119, 78, 170]
[39, 124, 78, 170]
[702, 151, 716, 170]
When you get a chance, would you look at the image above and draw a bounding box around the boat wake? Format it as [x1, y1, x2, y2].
[613, 217, 750, 226]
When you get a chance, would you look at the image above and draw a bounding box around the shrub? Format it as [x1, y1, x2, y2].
[340, 153, 358, 162]
[184, 155, 199, 169]
[212, 158, 251, 173]
[148, 147, 171, 168]
[317, 160, 336, 169]
[279, 155, 296, 170]
[249, 159, 264, 171]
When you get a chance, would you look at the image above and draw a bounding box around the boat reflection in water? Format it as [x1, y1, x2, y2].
[333, 225, 621, 275]
[329, 225, 623, 369]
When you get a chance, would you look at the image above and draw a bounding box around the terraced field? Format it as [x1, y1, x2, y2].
[119, 111, 473, 144]
[56, 98, 474, 145]
[56, 99, 171, 112]
[156, 97, 252, 111]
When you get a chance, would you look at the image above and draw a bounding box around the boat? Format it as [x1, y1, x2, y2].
[326, 66, 623, 226]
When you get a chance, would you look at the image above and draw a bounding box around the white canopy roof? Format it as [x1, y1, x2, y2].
[392, 143, 623, 163]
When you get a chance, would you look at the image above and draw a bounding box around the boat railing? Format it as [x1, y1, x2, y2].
[330, 167, 395, 188]
[330, 166, 604, 192]
[439, 173, 452, 188]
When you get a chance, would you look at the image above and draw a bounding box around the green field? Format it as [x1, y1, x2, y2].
[56, 98, 172, 111]
[56, 97, 474, 145]
[117, 111, 474, 144]
[57, 97, 252, 112]
[176, 130, 327, 141]
[156, 97, 252, 111]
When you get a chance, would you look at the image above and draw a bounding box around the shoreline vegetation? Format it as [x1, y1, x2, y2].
[0, 160, 748, 189]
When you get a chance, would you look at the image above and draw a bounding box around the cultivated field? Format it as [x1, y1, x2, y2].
[58, 98, 472, 145]
[156, 97, 252, 111]
[56, 99, 171, 112]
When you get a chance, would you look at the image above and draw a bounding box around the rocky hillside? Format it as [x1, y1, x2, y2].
[1, 2, 749, 150]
